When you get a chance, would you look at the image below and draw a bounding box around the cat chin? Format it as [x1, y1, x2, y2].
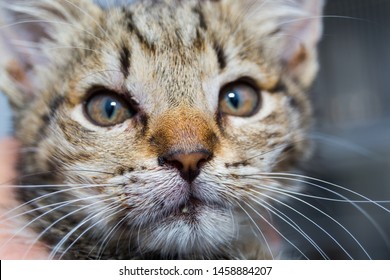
[137, 208, 236, 259]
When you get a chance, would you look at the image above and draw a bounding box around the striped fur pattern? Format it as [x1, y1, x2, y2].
[0, 0, 323, 259]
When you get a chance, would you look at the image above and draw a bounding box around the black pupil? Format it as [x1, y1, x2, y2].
[105, 98, 117, 119]
[227, 92, 240, 109]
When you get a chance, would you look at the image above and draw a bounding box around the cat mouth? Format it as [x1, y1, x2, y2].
[166, 196, 224, 220]
[178, 197, 201, 214]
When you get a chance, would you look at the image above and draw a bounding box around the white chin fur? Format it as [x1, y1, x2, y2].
[140, 208, 235, 258]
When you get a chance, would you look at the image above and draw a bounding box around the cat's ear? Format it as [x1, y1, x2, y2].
[229, 0, 324, 86]
[277, 0, 324, 86]
[0, 2, 44, 108]
[0, 0, 101, 108]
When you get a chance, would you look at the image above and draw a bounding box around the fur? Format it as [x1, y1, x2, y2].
[0, 0, 323, 259]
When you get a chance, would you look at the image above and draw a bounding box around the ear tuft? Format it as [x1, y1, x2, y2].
[0, 0, 102, 107]
[279, 0, 325, 86]
[227, 0, 324, 86]
[0, 13, 35, 107]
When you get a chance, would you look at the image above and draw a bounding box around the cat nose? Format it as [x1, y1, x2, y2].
[159, 150, 212, 183]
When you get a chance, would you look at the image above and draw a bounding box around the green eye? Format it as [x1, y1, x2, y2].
[219, 81, 261, 117]
[85, 89, 135, 127]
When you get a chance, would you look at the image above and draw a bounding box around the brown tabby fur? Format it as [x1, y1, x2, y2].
[0, 0, 323, 259]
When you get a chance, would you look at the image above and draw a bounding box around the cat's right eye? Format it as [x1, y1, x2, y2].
[84, 89, 136, 127]
[219, 80, 261, 117]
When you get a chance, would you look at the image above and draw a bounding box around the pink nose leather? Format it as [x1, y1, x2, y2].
[162, 151, 211, 183]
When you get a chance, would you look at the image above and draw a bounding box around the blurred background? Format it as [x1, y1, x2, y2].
[0, 0, 389, 259]
[281, 0, 390, 259]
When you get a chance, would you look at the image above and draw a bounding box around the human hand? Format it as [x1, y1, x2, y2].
[0, 138, 49, 259]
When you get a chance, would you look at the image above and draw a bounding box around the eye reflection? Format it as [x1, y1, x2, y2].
[219, 81, 261, 117]
[84, 89, 135, 127]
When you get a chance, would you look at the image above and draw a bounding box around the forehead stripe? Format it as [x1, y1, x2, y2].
[213, 43, 227, 70]
[123, 10, 155, 50]
[192, 5, 208, 31]
[119, 45, 131, 78]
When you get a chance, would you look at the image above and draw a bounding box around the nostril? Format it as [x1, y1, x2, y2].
[197, 158, 209, 169]
[158, 157, 184, 170]
[168, 159, 183, 171]
[158, 150, 212, 183]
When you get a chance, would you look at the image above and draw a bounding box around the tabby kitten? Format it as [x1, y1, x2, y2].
[0, 0, 323, 259]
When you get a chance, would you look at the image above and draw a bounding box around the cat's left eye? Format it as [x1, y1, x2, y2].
[219, 80, 261, 117]
[84, 89, 136, 127]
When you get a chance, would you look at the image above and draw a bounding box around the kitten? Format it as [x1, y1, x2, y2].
[0, 0, 324, 259]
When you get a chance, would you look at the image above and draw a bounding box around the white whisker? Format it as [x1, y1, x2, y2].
[49, 201, 120, 259]
[63, 0, 110, 40]
[247, 180, 372, 259]
[246, 188, 346, 259]
[260, 174, 390, 249]
[0, 20, 104, 43]
[0, 184, 116, 220]
[56, 204, 124, 259]
[238, 200, 309, 260]
[0, 193, 109, 256]
[95, 213, 129, 259]
[9, 39, 108, 56]
[260, 173, 390, 213]
[22, 194, 113, 259]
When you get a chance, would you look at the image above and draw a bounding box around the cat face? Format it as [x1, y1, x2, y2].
[0, 0, 323, 259]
